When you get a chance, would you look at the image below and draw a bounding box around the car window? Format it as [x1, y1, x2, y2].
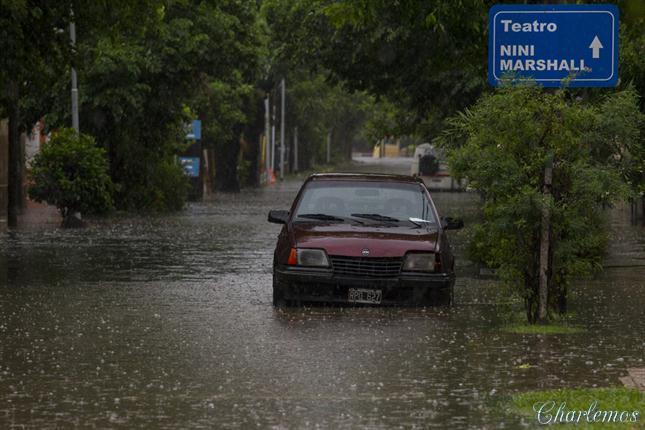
[294, 180, 436, 223]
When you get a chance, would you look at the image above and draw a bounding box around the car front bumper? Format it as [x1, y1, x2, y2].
[274, 266, 454, 305]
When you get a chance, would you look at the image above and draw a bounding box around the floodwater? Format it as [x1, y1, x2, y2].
[0, 159, 643, 429]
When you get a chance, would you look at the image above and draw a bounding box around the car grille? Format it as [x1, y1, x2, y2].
[329, 256, 402, 278]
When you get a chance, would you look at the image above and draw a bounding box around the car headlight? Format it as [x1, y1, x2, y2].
[288, 248, 330, 267]
[402, 253, 435, 272]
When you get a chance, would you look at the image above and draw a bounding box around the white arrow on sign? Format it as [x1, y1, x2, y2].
[589, 36, 603, 59]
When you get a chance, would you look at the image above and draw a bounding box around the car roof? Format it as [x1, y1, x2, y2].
[307, 172, 423, 184]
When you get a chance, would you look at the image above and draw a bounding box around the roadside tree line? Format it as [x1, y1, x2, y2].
[0, 1, 384, 222]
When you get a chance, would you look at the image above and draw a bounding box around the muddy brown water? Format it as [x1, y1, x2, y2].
[1, 159, 643, 428]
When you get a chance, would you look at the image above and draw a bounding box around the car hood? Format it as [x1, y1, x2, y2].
[291, 223, 438, 257]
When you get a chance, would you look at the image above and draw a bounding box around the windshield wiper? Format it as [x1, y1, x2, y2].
[297, 213, 365, 224]
[297, 213, 345, 221]
[408, 217, 435, 228]
[350, 213, 400, 223]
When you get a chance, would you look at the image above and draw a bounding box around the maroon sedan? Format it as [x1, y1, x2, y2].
[268, 173, 463, 306]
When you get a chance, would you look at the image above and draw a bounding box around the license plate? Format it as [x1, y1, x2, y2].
[347, 288, 382, 304]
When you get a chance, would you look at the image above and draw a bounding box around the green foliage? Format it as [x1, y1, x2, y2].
[593, 88, 645, 197]
[503, 324, 583, 335]
[192, 76, 256, 191]
[320, 82, 372, 162]
[147, 160, 189, 212]
[28, 129, 114, 217]
[283, 73, 354, 165]
[237, 154, 252, 187]
[7, 0, 645, 214]
[359, 97, 413, 144]
[437, 85, 640, 321]
[618, 0, 645, 111]
[262, 0, 488, 138]
[262, 2, 408, 166]
[36, 1, 264, 204]
[263, 0, 645, 144]
[200, 79, 253, 150]
[116, 157, 189, 212]
[0, 1, 70, 128]
[187, 1, 263, 191]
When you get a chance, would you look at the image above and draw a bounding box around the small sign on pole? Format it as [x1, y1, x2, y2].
[488, 4, 619, 88]
[182, 119, 203, 200]
[178, 156, 200, 178]
[186, 120, 202, 140]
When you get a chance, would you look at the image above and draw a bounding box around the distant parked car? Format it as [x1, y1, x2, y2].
[267, 173, 463, 307]
[411, 143, 466, 191]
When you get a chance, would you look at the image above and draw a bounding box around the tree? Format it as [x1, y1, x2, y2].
[190, 1, 264, 192]
[262, 0, 488, 139]
[40, 1, 264, 203]
[284, 72, 372, 165]
[437, 85, 640, 323]
[194, 78, 254, 192]
[0, 2, 70, 225]
[617, 1, 645, 208]
[1, 1, 158, 222]
[262, 3, 375, 169]
[28, 128, 113, 226]
[264, 1, 645, 138]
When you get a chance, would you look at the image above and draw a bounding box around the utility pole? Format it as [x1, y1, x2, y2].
[271, 100, 276, 172]
[279, 79, 285, 180]
[264, 95, 270, 180]
[70, 13, 79, 132]
[293, 126, 298, 172]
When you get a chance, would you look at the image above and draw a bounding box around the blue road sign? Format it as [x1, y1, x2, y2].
[178, 156, 200, 177]
[488, 4, 618, 88]
[186, 119, 202, 140]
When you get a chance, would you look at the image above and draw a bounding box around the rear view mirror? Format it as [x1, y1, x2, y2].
[442, 217, 464, 230]
[268, 210, 289, 224]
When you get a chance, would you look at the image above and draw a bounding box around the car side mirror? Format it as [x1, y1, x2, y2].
[442, 216, 464, 230]
[268, 210, 289, 224]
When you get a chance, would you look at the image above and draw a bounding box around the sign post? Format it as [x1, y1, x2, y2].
[180, 119, 203, 201]
[488, 4, 618, 88]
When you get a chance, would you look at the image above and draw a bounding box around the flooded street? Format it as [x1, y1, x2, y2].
[1, 159, 643, 429]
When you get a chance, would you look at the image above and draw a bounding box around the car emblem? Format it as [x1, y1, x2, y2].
[361, 248, 370, 256]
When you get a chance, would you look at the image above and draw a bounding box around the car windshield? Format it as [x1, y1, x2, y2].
[294, 180, 436, 224]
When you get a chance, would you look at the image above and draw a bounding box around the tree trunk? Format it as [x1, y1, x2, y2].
[525, 249, 539, 324]
[548, 167, 566, 314]
[525, 278, 536, 324]
[326, 128, 332, 164]
[537, 158, 553, 324]
[215, 126, 242, 192]
[557, 279, 567, 314]
[243, 97, 265, 188]
[7, 81, 22, 228]
[208, 150, 216, 191]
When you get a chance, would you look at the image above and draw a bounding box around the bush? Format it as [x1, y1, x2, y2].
[115, 158, 190, 212]
[29, 128, 114, 220]
[436, 85, 639, 323]
[148, 160, 190, 212]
